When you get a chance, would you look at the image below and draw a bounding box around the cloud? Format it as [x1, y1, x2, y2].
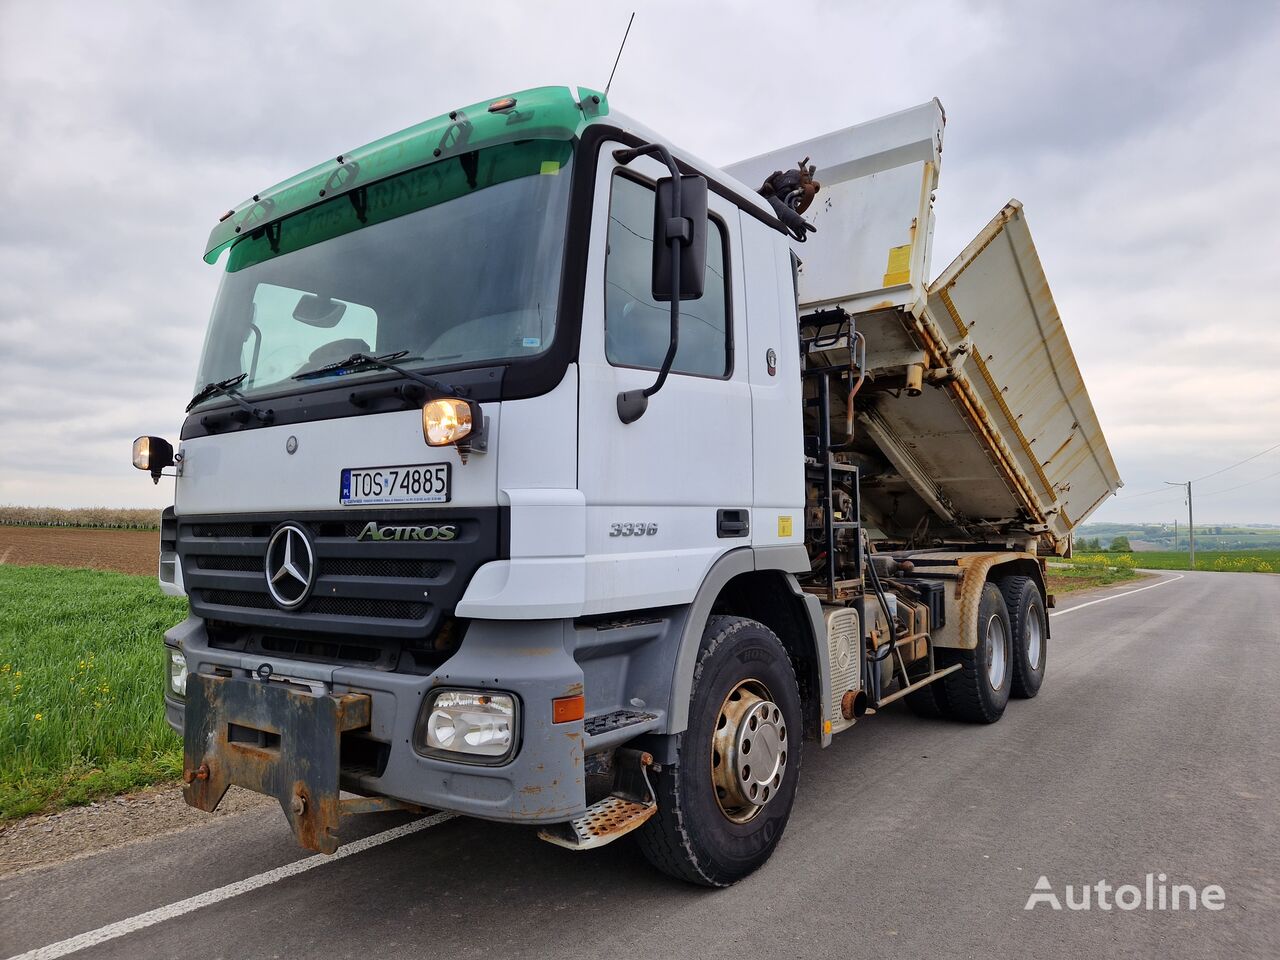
[0, 0, 1277, 522]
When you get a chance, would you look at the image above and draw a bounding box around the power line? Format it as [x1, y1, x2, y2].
[1194, 466, 1280, 499]
[1111, 438, 1280, 501]
[1113, 485, 1178, 500]
[1192, 439, 1280, 483]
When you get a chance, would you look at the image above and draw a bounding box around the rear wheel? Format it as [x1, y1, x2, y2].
[999, 575, 1048, 699]
[635, 615, 802, 887]
[933, 582, 1012, 723]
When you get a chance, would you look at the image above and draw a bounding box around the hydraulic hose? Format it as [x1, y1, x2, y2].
[864, 535, 900, 664]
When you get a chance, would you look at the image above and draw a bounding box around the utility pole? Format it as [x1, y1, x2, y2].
[1165, 481, 1195, 570]
[1188, 482, 1195, 570]
[1173, 518, 1178, 551]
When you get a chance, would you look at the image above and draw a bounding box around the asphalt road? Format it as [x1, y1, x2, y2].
[3, 570, 1277, 959]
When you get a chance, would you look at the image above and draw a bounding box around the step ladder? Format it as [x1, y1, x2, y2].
[800, 307, 863, 601]
[538, 748, 657, 851]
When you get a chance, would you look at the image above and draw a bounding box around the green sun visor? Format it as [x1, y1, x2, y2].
[205, 85, 607, 264]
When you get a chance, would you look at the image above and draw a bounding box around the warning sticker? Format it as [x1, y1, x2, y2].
[883, 244, 913, 287]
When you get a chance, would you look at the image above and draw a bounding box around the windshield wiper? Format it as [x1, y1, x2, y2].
[185, 373, 274, 423]
[292, 351, 459, 397]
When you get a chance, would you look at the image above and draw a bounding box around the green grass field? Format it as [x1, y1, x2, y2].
[1067, 551, 1278, 573]
[1045, 563, 1139, 593]
[0, 565, 187, 819]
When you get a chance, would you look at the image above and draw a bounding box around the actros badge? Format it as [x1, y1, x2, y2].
[356, 522, 458, 542]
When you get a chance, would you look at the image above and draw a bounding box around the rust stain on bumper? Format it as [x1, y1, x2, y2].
[183, 673, 371, 854]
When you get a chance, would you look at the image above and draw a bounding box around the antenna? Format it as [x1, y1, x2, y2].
[604, 11, 636, 97]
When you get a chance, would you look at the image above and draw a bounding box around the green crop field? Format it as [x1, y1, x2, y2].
[0, 565, 187, 819]
[1065, 551, 1278, 573]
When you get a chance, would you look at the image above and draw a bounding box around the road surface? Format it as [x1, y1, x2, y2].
[3, 570, 1277, 959]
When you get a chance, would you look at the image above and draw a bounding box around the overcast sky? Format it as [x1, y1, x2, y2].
[1, 0, 1277, 523]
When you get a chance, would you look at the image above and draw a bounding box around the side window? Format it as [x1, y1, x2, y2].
[605, 173, 730, 377]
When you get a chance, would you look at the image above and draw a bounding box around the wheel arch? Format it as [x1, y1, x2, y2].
[666, 548, 828, 743]
[947, 553, 1048, 651]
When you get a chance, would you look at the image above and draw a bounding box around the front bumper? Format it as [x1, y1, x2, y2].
[165, 615, 587, 830]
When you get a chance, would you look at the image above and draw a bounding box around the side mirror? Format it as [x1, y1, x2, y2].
[651, 174, 707, 302]
[612, 143, 710, 425]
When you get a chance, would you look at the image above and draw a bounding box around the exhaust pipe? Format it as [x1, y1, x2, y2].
[840, 689, 868, 720]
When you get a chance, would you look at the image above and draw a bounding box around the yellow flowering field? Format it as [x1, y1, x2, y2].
[1065, 550, 1277, 574]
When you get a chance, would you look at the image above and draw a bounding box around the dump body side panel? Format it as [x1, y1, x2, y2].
[925, 202, 1122, 544]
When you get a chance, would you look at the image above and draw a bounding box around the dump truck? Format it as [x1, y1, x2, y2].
[133, 86, 1121, 886]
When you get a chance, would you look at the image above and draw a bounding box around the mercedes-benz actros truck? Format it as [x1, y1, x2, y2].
[132, 85, 1121, 886]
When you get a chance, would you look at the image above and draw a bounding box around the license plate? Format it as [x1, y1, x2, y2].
[340, 462, 451, 505]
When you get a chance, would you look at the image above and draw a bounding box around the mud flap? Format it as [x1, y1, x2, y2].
[183, 673, 371, 854]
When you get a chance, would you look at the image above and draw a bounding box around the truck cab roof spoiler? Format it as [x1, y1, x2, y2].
[203, 85, 609, 264]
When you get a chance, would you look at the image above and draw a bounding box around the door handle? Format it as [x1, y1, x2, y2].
[717, 509, 750, 539]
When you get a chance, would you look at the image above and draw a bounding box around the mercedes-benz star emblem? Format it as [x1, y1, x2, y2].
[265, 523, 315, 609]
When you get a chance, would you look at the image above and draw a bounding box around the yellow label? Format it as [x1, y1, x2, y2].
[539, 160, 561, 175]
[777, 515, 793, 538]
[883, 243, 912, 286]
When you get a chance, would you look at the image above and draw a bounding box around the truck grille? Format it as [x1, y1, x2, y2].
[178, 509, 505, 642]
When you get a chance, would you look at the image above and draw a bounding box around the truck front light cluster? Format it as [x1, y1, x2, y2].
[416, 689, 516, 763]
[166, 648, 188, 698]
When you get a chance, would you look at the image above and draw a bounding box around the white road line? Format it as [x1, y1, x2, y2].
[1049, 573, 1184, 617]
[6, 812, 456, 960]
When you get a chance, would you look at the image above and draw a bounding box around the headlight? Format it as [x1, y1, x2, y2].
[416, 689, 516, 763]
[422, 398, 473, 446]
[166, 648, 188, 698]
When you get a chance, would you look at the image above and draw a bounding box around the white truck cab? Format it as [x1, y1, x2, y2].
[134, 85, 1119, 886]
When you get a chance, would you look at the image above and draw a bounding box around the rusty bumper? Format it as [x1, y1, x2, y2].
[182, 673, 371, 854]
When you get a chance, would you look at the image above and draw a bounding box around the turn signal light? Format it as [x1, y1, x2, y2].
[552, 694, 585, 724]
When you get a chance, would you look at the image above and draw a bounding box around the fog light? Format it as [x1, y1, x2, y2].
[166, 648, 188, 698]
[417, 689, 516, 763]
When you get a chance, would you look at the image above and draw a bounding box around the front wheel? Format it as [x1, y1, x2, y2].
[635, 616, 803, 887]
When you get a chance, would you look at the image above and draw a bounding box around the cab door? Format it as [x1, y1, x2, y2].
[576, 142, 753, 615]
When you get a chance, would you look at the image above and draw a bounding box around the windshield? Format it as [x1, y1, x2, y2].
[192, 140, 573, 404]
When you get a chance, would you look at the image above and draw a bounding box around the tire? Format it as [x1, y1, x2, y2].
[635, 615, 803, 887]
[998, 575, 1048, 699]
[932, 582, 1012, 723]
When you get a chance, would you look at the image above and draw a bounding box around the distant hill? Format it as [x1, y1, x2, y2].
[1074, 521, 1280, 551]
